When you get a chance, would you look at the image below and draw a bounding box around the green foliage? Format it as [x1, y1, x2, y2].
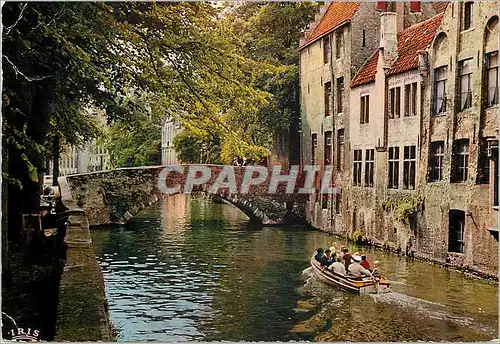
[108, 123, 161, 168]
[382, 200, 392, 211]
[352, 231, 363, 243]
[220, 1, 318, 158]
[385, 195, 425, 225]
[227, 2, 319, 65]
[2, 1, 319, 221]
[2, 2, 131, 210]
[173, 129, 222, 165]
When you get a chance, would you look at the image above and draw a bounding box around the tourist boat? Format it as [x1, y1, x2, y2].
[310, 257, 391, 294]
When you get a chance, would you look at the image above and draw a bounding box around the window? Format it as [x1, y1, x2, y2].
[459, 59, 473, 110]
[486, 51, 498, 107]
[494, 154, 499, 207]
[452, 139, 469, 182]
[337, 77, 344, 114]
[324, 82, 332, 117]
[434, 66, 448, 115]
[388, 147, 399, 189]
[360, 95, 370, 123]
[336, 29, 344, 59]
[353, 150, 363, 186]
[477, 138, 492, 184]
[337, 129, 345, 171]
[362, 29, 366, 47]
[389, 86, 401, 118]
[463, 2, 473, 30]
[448, 210, 465, 254]
[335, 193, 342, 214]
[323, 35, 331, 64]
[364, 149, 375, 187]
[403, 146, 416, 189]
[322, 194, 329, 209]
[324, 131, 333, 165]
[404, 82, 418, 116]
[429, 141, 445, 182]
[311, 133, 318, 164]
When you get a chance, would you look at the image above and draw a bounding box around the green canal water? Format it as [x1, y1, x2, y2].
[90, 195, 498, 342]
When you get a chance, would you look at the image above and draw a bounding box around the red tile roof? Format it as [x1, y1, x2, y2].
[350, 50, 380, 88]
[432, 2, 449, 14]
[351, 13, 444, 88]
[299, 2, 360, 50]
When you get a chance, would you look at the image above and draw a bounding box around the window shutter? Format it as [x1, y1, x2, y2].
[410, 1, 421, 13]
[377, 1, 388, 11]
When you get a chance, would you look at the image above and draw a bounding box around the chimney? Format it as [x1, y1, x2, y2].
[379, 12, 398, 67]
[395, 2, 405, 32]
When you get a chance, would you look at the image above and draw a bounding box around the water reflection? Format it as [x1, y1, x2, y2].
[91, 195, 498, 342]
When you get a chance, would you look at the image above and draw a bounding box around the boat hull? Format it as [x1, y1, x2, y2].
[310, 257, 390, 294]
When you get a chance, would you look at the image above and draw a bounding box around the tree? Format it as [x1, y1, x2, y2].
[2, 2, 274, 242]
[223, 3, 319, 164]
[102, 2, 274, 166]
[2, 1, 314, 247]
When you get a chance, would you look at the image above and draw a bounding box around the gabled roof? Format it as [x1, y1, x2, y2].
[350, 50, 379, 88]
[351, 13, 444, 88]
[299, 2, 360, 50]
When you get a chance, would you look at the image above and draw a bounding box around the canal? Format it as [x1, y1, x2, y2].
[90, 195, 498, 342]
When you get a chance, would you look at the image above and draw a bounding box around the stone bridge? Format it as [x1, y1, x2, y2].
[61, 165, 333, 227]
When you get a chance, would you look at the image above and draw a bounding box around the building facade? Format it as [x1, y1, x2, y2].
[48, 108, 110, 176]
[416, 2, 498, 274]
[51, 140, 110, 176]
[58, 145, 79, 176]
[300, 1, 498, 276]
[161, 115, 180, 165]
[299, 1, 444, 230]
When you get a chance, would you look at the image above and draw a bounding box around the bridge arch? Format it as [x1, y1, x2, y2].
[60, 165, 307, 227]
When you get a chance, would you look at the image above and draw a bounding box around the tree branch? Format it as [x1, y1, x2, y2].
[3, 55, 53, 82]
[4, 3, 28, 37]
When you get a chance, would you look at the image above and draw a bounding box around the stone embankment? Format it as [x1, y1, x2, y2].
[54, 177, 112, 341]
[326, 230, 498, 282]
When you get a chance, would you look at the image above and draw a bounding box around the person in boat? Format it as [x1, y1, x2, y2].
[371, 260, 381, 278]
[360, 255, 370, 270]
[339, 246, 345, 258]
[329, 242, 338, 254]
[328, 257, 346, 276]
[325, 249, 335, 266]
[314, 248, 327, 265]
[342, 248, 352, 271]
[348, 254, 372, 280]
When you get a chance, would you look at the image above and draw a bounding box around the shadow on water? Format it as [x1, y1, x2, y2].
[91, 195, 498, 342]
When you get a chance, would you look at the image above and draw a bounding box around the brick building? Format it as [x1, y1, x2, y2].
[299, 2, 498, 276]
[299, 1, 444, 228]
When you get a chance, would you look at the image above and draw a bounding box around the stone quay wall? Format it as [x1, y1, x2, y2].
[54, 177, 112, 341]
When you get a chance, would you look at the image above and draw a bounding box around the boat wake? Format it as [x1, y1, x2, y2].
[299, 269, 497, 338]
[370, 291, 496, 336]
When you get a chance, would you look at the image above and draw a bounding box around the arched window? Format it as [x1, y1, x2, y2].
[484, 16, 499, 107]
